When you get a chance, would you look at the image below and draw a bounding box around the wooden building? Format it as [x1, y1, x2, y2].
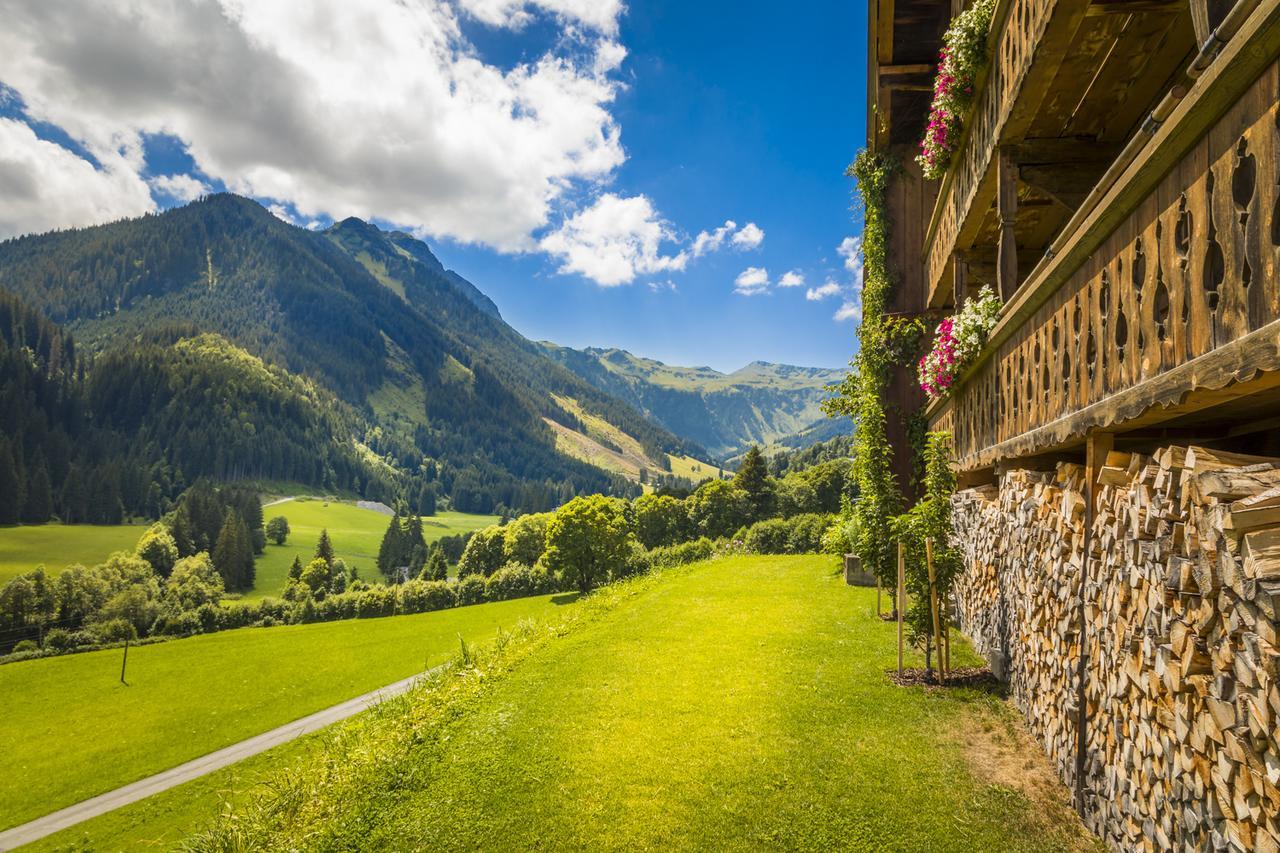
[868, 0, 1280, 846]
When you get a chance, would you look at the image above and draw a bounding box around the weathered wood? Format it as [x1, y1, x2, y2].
[999, 148, 1022, 301]
[954, 446, 1280, 848]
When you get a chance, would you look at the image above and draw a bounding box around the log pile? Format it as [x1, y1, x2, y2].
[952, 446, 1280, 851]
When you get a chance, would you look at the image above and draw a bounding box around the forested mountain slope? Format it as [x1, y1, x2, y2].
[0, 195, 698, 514]
[538, 345, 850, 459]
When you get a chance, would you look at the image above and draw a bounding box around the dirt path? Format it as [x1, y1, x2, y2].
[0, 667, 439, 851]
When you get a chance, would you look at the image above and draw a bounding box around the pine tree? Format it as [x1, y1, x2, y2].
[22, 452, 53, 523]
[0, 440, 23, 524]
[734, 445, 775, 521]
[406, 515, 427, 575]
[420, 544, 449, 582]
[212, 509, 255, 590]
[417, 482, 437, 516]
[314, 528, 335, 568]
[288, 554, 304, 582]
[170, 503, 196, 557]
[376, 512, 404, 579]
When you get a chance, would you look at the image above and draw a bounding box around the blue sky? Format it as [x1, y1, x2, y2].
[0, 0, 868, 372]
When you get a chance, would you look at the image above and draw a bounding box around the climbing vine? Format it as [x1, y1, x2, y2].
[893, 431, 960, 670]
[825, 150, 904, 585]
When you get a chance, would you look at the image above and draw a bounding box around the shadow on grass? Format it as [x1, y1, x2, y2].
[551, 592, 582, 606]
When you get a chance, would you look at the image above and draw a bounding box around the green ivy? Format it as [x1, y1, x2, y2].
[893, 431, 959, 668]
[824, 150, 903, 584]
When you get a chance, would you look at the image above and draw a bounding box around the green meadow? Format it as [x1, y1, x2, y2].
[249, 499, 498, 598]
[0, 500, 497, 598]
[0, 591, 569, 831]
[0, 523, 149, 586]
[48, 555, 1091, 852]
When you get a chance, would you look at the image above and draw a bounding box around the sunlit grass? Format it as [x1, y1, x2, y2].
[0, 592, 566, 830]
[0, 523, 149, 585]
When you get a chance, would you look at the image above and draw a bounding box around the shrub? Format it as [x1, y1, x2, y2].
[543, 495, 636, 594]
[456, 575, 487, 606]
[356, 586, 396, 619]
[647, 537, 715, 568]
[397, 579, 457, 613]
[92, 617, 139, 643]
[12, 639, 38, 654]
[485, 563, 553, 601]
[686, 480, 751, 540]
[135, 524, 179, 578]
[457, 526, 507, 578]
[736, 514, 836, 555]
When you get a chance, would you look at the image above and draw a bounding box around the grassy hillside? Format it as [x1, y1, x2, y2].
[540, 344, 850, 459]
[545, 395, 723, 487]
[250, 500, 497, 598]
[160, 555, 1092, 852]
[0, 592, 569, 830]
[0, 523, 149, 585]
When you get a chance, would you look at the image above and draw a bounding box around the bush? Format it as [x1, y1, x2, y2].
[736, 514, 835, 555]
[92, 617, 139, 643]
[485, 563, 553, 601]
[456, 575, 487, 606]
[356, 586, 396, 619]
[457, 526, 507, 578]
[647, 537, 715, 568]
[12, 639, 38, 654]
[397, 579, 457, 614]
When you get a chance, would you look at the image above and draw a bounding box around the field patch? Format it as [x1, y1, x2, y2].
[0, 523, 149, 585]
[0, 592, 566, 831]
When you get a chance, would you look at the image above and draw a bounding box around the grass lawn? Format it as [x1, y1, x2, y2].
[247, 500, 497, 599]
[149, 555, 1093, 851]
[0, 592, 571, 831]
[0, 523, 149, 585]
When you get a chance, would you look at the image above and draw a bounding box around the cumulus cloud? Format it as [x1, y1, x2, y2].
[457, 0, 625, 34]
[0, 0, 627, 248]
[778, 270, 804, 288]
[806, 281, 840, 301]
[540, 193, 687, 287]
[0, 117, 155, 239]
[691, 219, 765, 257]
[731, 221, 764, 249]
[149, 173, 210, 203]
[733, 266, 769, 296]
[833, 300, 861, 323]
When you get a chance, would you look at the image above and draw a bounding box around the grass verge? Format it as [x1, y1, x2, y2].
[176, 555, 1094, 852]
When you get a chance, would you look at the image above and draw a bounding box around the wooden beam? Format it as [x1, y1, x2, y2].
[1086, 0, 1184, 14]
[879, 62, 934, 75]
[1010, 138, 1124, 166]
[877, 0, 896, 65]
[997, 148, 1020, 302]
[1018, 163, 1102, 211]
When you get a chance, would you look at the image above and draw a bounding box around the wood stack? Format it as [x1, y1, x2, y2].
[953, 446, 1280, 852]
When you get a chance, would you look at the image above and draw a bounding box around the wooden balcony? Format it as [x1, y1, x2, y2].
[927, 0, 1280, 471]
[920, 0, 1200, 309]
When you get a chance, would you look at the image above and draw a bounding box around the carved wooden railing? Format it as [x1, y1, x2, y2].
[929, 16, 1280, 469]
[922, 0, 1063, 305]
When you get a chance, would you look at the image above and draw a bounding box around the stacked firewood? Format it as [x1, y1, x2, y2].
[953, 447, 1280, 852]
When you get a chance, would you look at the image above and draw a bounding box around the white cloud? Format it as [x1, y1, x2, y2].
[149, 173, 210, 202]
[457, 0, 624, 34]
[540, 193, 687, 286]
[733, 266, 769, 296]
[834, 300, 861, 323]
[778, 270, 804, 288]
[731, 221, 764, 249]
[0, 118, 154, 239]
[691, 220, 737, 256]
[806, 281, 840, 301]
[647, 279, 677, 293]
[0, 0, 627, 249]
[691, 219, 764, 257]
[838, 235, 864, 277]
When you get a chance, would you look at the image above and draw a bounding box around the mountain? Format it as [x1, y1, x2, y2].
[0, 194, 700, 514]
[537, 345, 850, 459]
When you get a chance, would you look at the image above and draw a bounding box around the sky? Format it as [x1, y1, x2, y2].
[0, 0, 869, 372]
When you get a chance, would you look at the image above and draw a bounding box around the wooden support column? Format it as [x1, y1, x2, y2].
[1073, 429, 1114, 815]
[997, 148, 1019, 302]
[953, 253, 970, 305]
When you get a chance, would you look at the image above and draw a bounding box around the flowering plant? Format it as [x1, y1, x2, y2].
[918, 286, 1002, 399]
[916, 0, 996, 180]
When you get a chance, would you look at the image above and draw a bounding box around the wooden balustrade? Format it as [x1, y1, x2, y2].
[922, 0, 1068, 306]
[934, 52, 1280, 469]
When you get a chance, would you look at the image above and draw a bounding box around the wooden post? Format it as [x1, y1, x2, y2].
[120, 637, 130, 685]
[997, 147, 1019, 302]
[1073, 430, 1113, 815]
[897, 541, 905, 677]
[926, 538, 942, 682]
